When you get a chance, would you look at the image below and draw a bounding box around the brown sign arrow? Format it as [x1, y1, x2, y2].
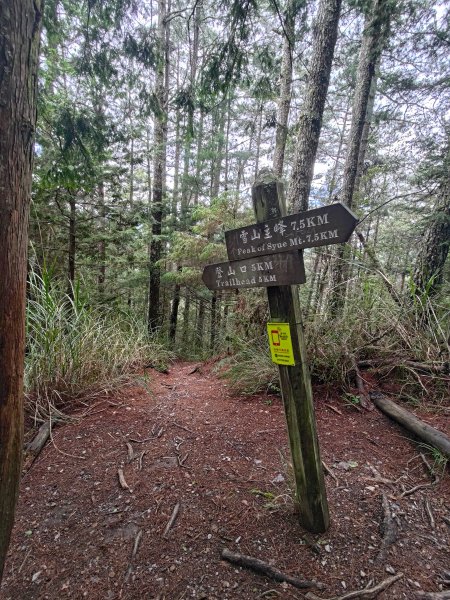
[202, 251, 306, 291]
[225, 202, 358, 262]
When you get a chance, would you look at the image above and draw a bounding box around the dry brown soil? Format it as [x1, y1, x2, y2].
[1, 361, 449, 600]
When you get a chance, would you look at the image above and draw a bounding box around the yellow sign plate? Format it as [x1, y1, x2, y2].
[267, 322, 295, 366]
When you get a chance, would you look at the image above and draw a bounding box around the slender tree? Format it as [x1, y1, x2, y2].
[148, 0, 171, 334]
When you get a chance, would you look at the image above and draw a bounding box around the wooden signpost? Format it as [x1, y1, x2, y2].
[201, 171, 358, 533]
[225, 202, 358, 262]
[202, 251, 306, 291]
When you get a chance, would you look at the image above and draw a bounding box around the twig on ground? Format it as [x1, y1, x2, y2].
[138, 450, 147, 470]
[398, 483, 433, 498]
[126, 442, 134, 462]
[124, 529, 143, 582]
[128, 436, 153, 443]
[322, 460, 338, 485]
[163, 502, 180, 538]
[376, 493, 396, 563]
[172, 422, 194, 434]
[420, 453, 437, 481]
[424, 499, 435, 529]
[305, 573, 403, 599]
[178, 452, 189, 467]
[414, 592, 450, 599]
[221, 548, 324, 590]
[325, 404, 343, 416]
[118, 468, 131, 492]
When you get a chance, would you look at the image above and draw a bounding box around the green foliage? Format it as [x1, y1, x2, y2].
[25, 267, 172, 419]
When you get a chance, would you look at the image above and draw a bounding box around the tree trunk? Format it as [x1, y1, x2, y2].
[413, 172, 450, 297]
[340, 0, 390, 210]
[148, 0, 170, 334]
[67, 193, 76, 299]
[286, 0, 342, 212]
[273, 0, 296, 177]
[97, 182, 106, 298]
[210, 291, 217, 351]
[0, 0, 42, 579]
[329, 0, 392, 315]
[196, 296, 206, 353]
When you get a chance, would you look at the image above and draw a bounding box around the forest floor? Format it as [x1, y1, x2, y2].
[1, 361, 449, 600]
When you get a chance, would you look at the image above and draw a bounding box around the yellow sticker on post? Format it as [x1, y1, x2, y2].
[267, 322, 295, 366]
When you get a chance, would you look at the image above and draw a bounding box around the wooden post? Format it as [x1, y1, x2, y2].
[252, 170, 330, 533]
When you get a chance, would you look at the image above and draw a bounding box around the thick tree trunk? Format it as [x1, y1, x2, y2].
[0, 0, 42, 579]
[148, 0, 170, 334]
[286, 0, 342, 212]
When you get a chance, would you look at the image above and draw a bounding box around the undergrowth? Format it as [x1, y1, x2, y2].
[218, 275, 450, 401]
[25, 269, 173, 421]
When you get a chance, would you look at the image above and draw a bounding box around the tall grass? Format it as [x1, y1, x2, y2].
[25, 269, 172, 420]
[218, 274, 449, 399]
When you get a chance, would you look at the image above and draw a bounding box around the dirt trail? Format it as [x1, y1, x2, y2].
[1, 362, 449, 599]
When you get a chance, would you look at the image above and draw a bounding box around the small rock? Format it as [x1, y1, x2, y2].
[272, 474, 285, 484]
[386, 565, 396, 575]
[360, 570, 366, 577]
[32, 571, 42, 583]
[341, 581, 346, 589]
[324, 544, 331, 553]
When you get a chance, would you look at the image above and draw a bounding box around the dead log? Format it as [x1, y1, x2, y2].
[358, 359, 449, 375]
[23, 421, 53, 471]
[221, 548, 324, 590]
[373, 395, 450, 458]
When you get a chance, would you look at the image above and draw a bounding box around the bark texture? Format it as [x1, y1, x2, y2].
[148, 0, 170, 334]
[0, 0, 42, 579]
[340, 0, 390, 210]
[272, 1, 295, 178]
[413, 174, 450, 297]
[287, 0, 342, 212]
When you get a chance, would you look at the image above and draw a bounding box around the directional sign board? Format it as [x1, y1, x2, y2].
[202, 251, 306, 291]
[225, 202, 358, 262]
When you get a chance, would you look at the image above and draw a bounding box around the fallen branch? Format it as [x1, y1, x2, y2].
[305, 572, 403, 600]
[415, 592, 450, 599]
[221, 548, 324, 590]
[398, 483, 433, 499]
[372, 395, 450, 458]
[359, 359, 449, 375]
[163, 502, 180, 539]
